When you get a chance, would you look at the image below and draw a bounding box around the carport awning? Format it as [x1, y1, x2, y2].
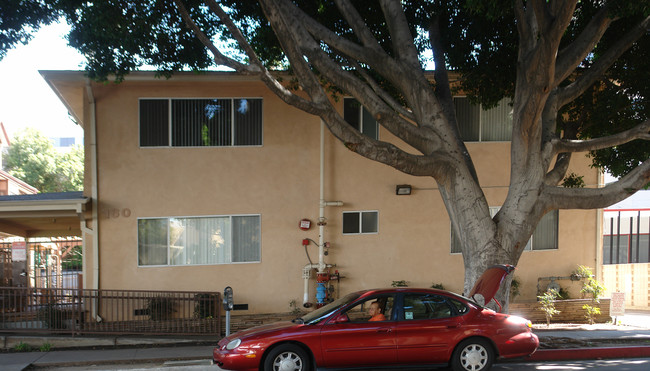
[0, 192, 90, 238]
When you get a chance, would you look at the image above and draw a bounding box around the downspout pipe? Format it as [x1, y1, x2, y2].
[86, 79, 101, 321]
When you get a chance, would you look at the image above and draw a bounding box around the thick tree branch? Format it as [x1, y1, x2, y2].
[513, 0, 532, 49]
[173, 0, 255, 73]
[554, 6, 612, 85]
[260, 0, 444, 163]
[350, 61, 415, 121]
[332, 0, 382, 51]
[558, 15, 650, 106]
[428, 15, 456, 126]
[379, 0, 420, 69]
[544, 152, 572, 186]
[552, 119, 650, 154]
[177, 0, 326, 116]
[541, 160, 650, 210]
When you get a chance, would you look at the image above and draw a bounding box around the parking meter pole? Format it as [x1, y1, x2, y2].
[224, 286, 234, 337]
[226, 311, 231, 337]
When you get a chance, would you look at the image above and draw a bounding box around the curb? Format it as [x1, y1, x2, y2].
[527, 346, 650, 362]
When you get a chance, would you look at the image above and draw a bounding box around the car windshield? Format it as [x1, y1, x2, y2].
[300, 293, 360, 325]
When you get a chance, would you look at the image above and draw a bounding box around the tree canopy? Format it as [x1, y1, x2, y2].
[4, 128, 84, 192]
[2, 0, 648, 303]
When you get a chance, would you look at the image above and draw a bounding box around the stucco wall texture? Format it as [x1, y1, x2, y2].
[50, 72, 599, 314]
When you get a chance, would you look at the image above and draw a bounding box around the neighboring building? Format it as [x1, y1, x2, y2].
[0, 170, 38, 196]
[51, 136, 77, 149]
[601, 188, 650, 308]
[0, 122, 10, 170]
[24, 70, 603, 314]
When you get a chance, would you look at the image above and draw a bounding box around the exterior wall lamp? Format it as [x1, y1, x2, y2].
[395, 184, 412, 195]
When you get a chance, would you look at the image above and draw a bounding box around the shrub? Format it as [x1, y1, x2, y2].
[574, 265, 605, 324]
[15, 342, 32, 352]
[510, 276, 521, 301]
[147, 297, 176, 321]
[194, 293, 218, 319]
[537, 289, 561, 327]
[37, 303, 65, 329]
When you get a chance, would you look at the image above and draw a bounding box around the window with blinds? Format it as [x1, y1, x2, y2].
[450, 208, 558, 253]
[453, 97, 513, 142]
[139, 98, 263, 147]
[138, 215, 261, 266]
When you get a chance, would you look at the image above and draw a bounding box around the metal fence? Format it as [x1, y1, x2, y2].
[0, 237, 83, 290]
[0, 287, 221, 336]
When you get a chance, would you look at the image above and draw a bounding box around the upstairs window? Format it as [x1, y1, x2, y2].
[140, 98, 263, 147]
[454, 97, 512, 142]
[343, 98, 379, 140]
[343, 211, 379, 235]
[450, 208, 558, 253]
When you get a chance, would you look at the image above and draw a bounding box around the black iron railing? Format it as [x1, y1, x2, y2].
[0, 287, 221, 336]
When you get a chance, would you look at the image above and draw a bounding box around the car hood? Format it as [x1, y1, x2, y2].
[468, 264, 515, 312]
[228, 321, 299, 341]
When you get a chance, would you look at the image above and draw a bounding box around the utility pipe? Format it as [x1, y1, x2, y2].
[302, 121, 342, 307]
[85, 79, 100, 321]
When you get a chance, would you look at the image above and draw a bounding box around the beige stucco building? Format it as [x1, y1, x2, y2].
[39, 70, 602, 314]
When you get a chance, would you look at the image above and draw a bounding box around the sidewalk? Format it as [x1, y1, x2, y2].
[2, 314, 650, 370]
[1, 335, 217, 371]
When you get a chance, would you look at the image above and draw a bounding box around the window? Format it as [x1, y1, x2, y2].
[453, 97, 512, 142]
[343, 211, 378, 234]
[343, 98, 379, 140]
[138, 215, 260, 266]
[342, 295, 395, 322]
[402, 294, 455, 320]
[450, 208, 558, 253]
[139, 98, 262, 147]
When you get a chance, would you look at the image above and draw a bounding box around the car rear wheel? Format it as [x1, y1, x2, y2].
[450, 338, 494, 371]
[264, 344, 311, 371]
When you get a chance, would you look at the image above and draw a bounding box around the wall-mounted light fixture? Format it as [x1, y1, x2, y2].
[395, 184, 412, 195]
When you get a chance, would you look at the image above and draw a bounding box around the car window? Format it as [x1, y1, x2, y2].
[342, 295, 394, 322]
[402, 294, 453, 320]
[301, 293, 360, 324]
[449, 298, 469, 314]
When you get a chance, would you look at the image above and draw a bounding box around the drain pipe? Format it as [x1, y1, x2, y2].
[303, 120, 342, 307]
[86, 79, 101, 321]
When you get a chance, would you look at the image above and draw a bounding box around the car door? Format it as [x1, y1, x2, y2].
[320, 295, 397, 368]
[395, 293, 463, 364]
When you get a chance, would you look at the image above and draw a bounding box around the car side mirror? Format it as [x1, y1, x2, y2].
[332, 314, 349, 323]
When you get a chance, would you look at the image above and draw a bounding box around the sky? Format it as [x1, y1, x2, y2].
[0, 22, 84, 142]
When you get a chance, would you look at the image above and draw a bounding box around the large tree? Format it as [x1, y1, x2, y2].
[2, 1, 648, 306]
[4, 128, 84, 192]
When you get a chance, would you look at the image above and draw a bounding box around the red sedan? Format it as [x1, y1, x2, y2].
[213, 264, 538, 371]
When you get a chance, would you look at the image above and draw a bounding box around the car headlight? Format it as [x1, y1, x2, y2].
[226, 338, 241, 350]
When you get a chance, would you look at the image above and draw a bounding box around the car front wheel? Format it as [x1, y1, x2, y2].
[450, 338, 494, 371]
[264, 344, 311, 371]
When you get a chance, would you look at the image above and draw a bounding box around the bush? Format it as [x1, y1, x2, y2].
[147, 297, 176, 321]
[574, 265, 605, 324]
[37, 303, 65, 329]
[537, 289, 561, 327]
[194, 293, 218, 319]
[14, 342, 31, 352]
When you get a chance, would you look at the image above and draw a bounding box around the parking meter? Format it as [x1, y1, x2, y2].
[223, 286, 234, 311]
[224, 286, 234, 336]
